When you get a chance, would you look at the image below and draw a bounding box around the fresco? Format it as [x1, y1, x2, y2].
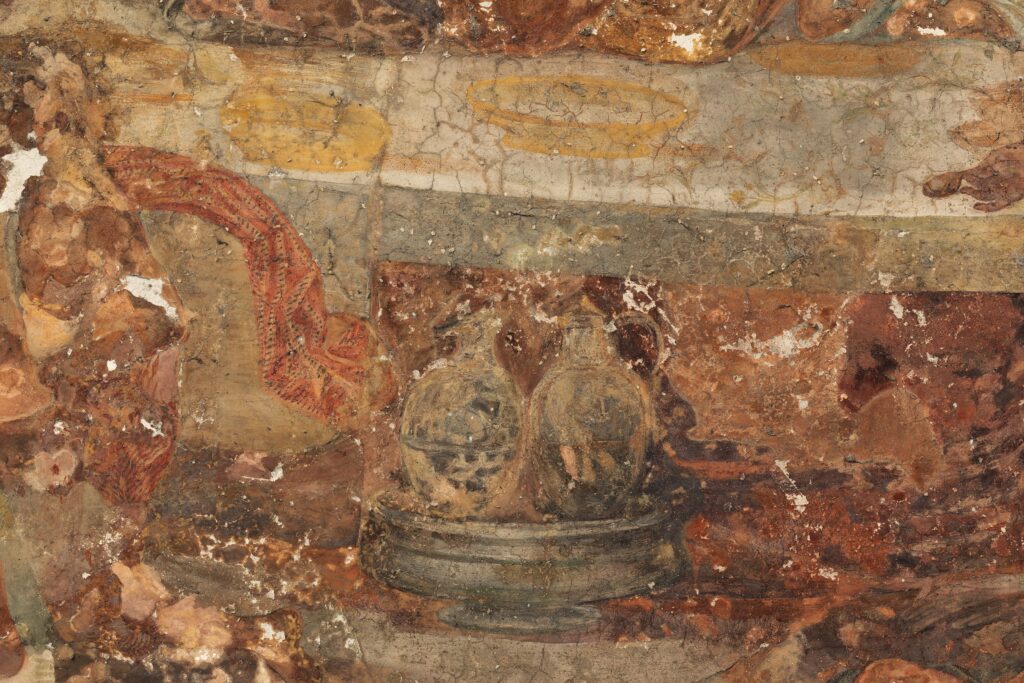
[0, 0, 1023, 680]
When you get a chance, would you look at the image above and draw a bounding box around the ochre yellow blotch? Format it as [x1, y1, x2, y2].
[468, 76, 690, 159]
[221, 89, 390, 172]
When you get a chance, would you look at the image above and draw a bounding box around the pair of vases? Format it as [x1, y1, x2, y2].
[398, 301, 656, 521]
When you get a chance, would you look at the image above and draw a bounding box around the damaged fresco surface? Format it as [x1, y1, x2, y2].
[0, 0, 1023, 680]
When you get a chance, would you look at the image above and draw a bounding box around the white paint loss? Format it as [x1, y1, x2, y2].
[775, 459, 808, 514]
[121, 275, 180, 322]
[141, 418, 165, 438]
[669, 33, 705, 56]
[0, 147, 47, 213]
[721, 325, 823, 360]
[889, 296, 905, 320]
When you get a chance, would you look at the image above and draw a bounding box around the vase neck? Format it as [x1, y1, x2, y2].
[450, 316, 500, 361]
[562, 315, 612, 364]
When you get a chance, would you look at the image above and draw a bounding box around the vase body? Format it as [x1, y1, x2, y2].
[529, 310, 653, 520]
[399, 315, 522, 519]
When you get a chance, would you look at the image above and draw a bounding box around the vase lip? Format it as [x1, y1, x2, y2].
[559, 295, 606, 328]
[431, 307, 504, 359]
[432, 307, 503, 334]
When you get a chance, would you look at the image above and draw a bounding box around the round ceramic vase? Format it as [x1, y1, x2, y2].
[398, 312, 522, 519]
[529, 306, 653, 520]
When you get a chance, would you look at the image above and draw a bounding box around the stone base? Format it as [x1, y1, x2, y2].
[438, 603, 601, 635]
[360, 501, 685, 634]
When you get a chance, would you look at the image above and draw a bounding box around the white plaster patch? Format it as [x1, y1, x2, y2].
[331, 610, 363, 658]
[817, 567, 839, 580]
[669, 32, 705, 56]
[532, 309, 558, 325]
[721, 323, 823, 360]
[259, 622, 286, 642]
[269, 463, 284, 482]
[775, 459, 808, 514]
[917, 26, 947, 36]
[141, 418, 165, 438]
[786, 492, 809, 515]
[121, 275, 180, 322]
[889, 296, 905, 320]
[623, 276, 658, 314]
[0, 147, 47, 213]
[107, 359, 118, 372]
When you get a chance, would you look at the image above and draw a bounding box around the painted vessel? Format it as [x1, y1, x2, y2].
[398, 311, 522, 519]
[528, 302, 654, 520]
